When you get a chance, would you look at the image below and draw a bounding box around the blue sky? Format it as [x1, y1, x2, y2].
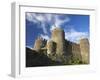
[26, 12, 89, 48]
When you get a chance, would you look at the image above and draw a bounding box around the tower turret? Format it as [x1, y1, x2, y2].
[33, 37, 43, 52]
[80, 38, 89, 64]
[51, 27, 66, 56]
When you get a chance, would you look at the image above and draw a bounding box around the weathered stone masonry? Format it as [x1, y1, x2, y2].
[33, 27, 89, 64]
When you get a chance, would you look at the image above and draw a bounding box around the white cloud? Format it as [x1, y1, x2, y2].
[50, 25, 60, 31]
[26, 13, 48, 34]
[50, 15, 70, 31]
[40, 34, 50, 40]
[65, 29, 89, 43]
[35, 14, 45, 22]
[26, 46, 33, 49]
[45, 14, 54, 23]
[26, 13, 89, 43]
[54, 15, 70, 27]
[26, 13, 70, 34]
[26, 13, 38, 23]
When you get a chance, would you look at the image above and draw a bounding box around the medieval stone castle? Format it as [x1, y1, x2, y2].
[33, 27, 89, 64]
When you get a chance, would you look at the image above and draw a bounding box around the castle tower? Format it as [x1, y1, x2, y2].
[33, 37, 43, 52]
[80, 38, 89, 64]
[72, 43, 82, 61]
[51, 27, 66, 56]
[47, 40, 56, 56]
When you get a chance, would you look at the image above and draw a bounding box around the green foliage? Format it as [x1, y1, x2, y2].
[59, 55, 83, 65]
[69, 58, 82, 65]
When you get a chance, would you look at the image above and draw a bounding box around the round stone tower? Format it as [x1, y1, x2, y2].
[51, 27, 66, 56]
[47, 40, 56, 56]
[33, 37, 43, 52]
[80, 38, 89, 64]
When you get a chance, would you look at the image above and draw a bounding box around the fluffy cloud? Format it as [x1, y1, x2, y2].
[26, 13, 70, 34]
[40, 34, 50, 40]
[26, 13, 89, 43]
[50, 25, 60, 31]
[65, 28, 89, 43]
[26, 13, 38, 23]
[54, 15, 70, 27]
[26, 13, 48, 34]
